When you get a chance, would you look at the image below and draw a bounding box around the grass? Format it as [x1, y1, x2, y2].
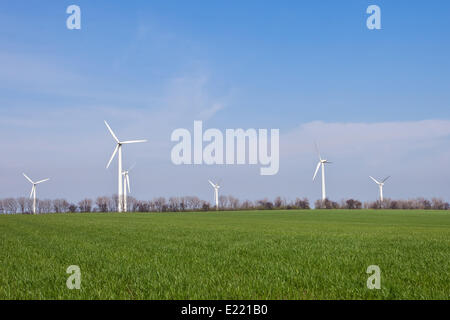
[0, 209, 449, 300]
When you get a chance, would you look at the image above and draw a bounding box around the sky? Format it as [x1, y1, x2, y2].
[0, 0, 449, 204]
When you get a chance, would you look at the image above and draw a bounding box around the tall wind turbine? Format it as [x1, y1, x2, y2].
[312, 143, 332, 201]
[122, 163, 135, 213]
[105, 121, 147, 213]
[23, 173, 49, 214]
[369, 176, 390, 202]
[208, 180, 220, 210]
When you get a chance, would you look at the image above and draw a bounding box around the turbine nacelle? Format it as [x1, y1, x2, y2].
[312, 160, 332, 181]
[122, 164, 135, 194]
[369, 176, 390, 186]
[104, 121, 147, 213]
[312, 142, 331, 201]
[105, 121, 147, 169]
[369, 176, 390, 202]
[208, 180, 220, 189]
[23, 173, 49, 214]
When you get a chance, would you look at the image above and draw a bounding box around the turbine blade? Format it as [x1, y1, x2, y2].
[104, 121, 120, 143]
[35, 178, 49, 184]
[208, 180, 215, 187]
[313, 162, 321, 181]
[23, 173, 34, 184]
[314, 142, 322, 161]
[128, 162, 136, 171]
[126, 175, 131, 193]
[369, 176, 380, 184]
[382, 176, 391, 183]
[121, 140, 147, 144]
[106, 145, 119, 169]
[29, 186, 34, 198]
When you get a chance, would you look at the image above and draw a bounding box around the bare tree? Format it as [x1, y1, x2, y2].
[256, 198, 273, 210]
[52, 199, 70, 213]
[168, 197, 179, 212]
[148, 200, 156, 212]
[179, 197, 187, 211]
[219, 195, 228, 209]
[78, 198, 93, 212]
[202, 201, 210, 211]
[228, 196, 240, 210]
[432, 198, 445, 210]
[61, 199, 70, 213]
[315, 198, 339, 209]
[188, 196, 202, 211]
[3, 198, 18, 214]
[108, 195, 118, 212]
[136, 200, 148, 212]
[25, 198, 34, 213]
[274, 196, 283, 208]
[40, 199, 52, 213]
[153, 197, 166, 212]
[17, 197, 27, 214]
[131, 198, 140, 212]
[96, 196, 109, 212]
[241, 200, 253, 210]
[126, 196, 138, 212]
[53, 199, 62, 213]
[295, 197, 310, 209]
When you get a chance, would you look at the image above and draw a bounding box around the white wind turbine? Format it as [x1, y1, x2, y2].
[23, 173, 49, 214]
[122, 163, 135, 213]
[208, 180, 221, 210]
[105, 121, 147, 213]
[312, 143, 332, 201]
[369, 176, 390, 202]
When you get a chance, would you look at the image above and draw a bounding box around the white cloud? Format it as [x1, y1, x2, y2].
[282, 119, 450, 157]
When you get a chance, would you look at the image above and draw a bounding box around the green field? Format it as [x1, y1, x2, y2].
[0, 210, 449, 300]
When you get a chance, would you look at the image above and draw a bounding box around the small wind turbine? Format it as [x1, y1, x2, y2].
[208, 180, 221, 210]
[105, 121, 147, 213]
[312, 143, 332, 201]
[23, 173, 49, 214]
[369, 176, 390, 202]
[122, 163, 135, 213]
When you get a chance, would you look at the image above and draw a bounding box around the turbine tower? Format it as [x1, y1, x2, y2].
[23, 173, 49, 214]
[208, 180, 220, 210]
[312, 143, 332, 201]
[105, 121, 147, 213]
[122, 163, 135, 213]
[369, 176, 390, 202]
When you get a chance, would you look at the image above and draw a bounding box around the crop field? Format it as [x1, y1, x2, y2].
[0, 210, 449, 300]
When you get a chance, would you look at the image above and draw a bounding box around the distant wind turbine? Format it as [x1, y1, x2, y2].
[369, 176, 390, 202]
[208, 180, 221, 210]
[23, 173, 49, 214]
[312, 143, 332, 201]
[122, 163, 135, 213]
[105, 121, 147, 213]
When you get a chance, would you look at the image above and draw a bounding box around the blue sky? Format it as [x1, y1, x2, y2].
[1, 1, 449, 203]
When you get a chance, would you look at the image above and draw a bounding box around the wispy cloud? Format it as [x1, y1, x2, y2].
[282, 120, 450, 157]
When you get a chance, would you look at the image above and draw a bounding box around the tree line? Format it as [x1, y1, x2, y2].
[0, 195, 448, 214]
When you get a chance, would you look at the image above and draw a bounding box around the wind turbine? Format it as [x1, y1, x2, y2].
[122, 163, 135, 213]
[369, 176, 390, 202]
[312, 143, 332, 201]
[105, 121, 147, 213]
[208, 180, 220, 210]
[23, 173, 49, 214]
